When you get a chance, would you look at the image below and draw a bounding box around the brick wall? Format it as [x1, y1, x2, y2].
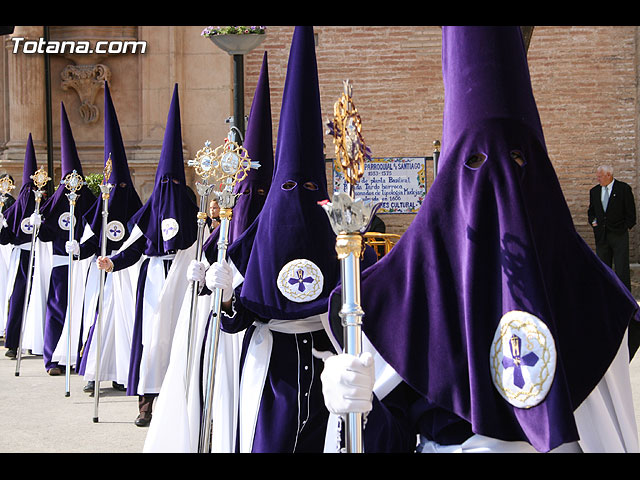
[527, 26, 639, 260]
[243, 26, 444, 235]
[243, 26, 639, 264]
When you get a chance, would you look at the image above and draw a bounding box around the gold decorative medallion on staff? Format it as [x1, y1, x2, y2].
[0, 175, 16, 212]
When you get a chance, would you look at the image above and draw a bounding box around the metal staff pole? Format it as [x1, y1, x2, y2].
[93, 156, 113, 422]
[185, 142, 216, 394]
[323, 80, 378, 453]
[433, 140, 440, 179]
[198, 131, 260, 453]
[15, 168, 50, 376]
[63, 170, 84, 397]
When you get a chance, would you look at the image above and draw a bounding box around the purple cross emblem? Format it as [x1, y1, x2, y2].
[62, 217, 70, 227]
[288, 268, 314, 292]
[110, 225, 122, 237]
[501, 334, 539, 389]
[24, 223, 34, 232]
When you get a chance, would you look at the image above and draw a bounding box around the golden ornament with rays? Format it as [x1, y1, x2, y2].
[328, 80, 367, 187]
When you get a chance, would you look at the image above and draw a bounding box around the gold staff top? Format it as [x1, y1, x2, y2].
[322, 80, 379, 241]
[31, 167, 52, 191]
[189, 138, 260, 194]
[326, 80, 370, 188]
[64, 169, 84, 193]
[100, 154, 114, 200]
[63, 169, 84, 207]
[0, 175, 16, 196]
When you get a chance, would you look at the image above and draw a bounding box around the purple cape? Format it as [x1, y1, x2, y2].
[329, 26, 639, 452]
[128, 84, 198, 255]
[82, 82, 142, 251]
[228, 26, 340, 320]
[38, 103, 95, 252]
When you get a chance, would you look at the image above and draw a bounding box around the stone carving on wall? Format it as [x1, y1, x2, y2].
[60, 63, 111, 124]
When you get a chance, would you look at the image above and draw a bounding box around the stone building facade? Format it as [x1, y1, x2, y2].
[2, 26, 640, 288]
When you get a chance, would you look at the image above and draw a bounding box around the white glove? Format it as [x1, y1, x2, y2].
[65, 240, 80, 256]
[315, 350, 375, 416]
[205, 258, 234, 303]
[0, 212, 6, 229]
[187, 259, 206, 283]
[29, 213, 41, 228]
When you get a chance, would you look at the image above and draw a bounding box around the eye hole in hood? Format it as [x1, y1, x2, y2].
[465, 152, 487, 170]
[281, 180, 297, 191]
[511, 150, 526, 167]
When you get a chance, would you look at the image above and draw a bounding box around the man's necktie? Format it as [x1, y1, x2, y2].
[602, 186, 610, 211]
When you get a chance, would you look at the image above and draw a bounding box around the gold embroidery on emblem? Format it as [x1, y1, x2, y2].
[490, 311, 556, 409]
[277, 259, 324, 303]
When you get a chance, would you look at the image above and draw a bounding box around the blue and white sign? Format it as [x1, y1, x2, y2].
[332, 157, 427, 214]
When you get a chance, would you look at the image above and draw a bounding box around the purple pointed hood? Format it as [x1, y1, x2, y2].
[59, 102, 84, 177]
[203, 51, 274, 261]
[229, 51, 274, 243]
[3, 133, 39, 244]
[39, 103, 96, 248]
[21, 133, 39, 186]
[83, 81, 142, 250]
[227, 26, 340, 320]
[128, 84, 198, 254]
[328, 26, 639, 452]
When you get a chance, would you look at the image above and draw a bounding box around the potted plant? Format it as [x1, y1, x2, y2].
[84, 173, 103, 197]
[202, 26, 267, 55]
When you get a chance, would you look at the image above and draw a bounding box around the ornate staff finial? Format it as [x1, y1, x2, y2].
[211, 136, 260, 194]
[189, 135, 260, 211]
[0, 175, 16, 196]
[0, 174, 15, 212]
[103, 153, 113, 186]
[188, 140, 217, 184]
[100, 154, 114, 201]
[326, 79, 370, 191]
[63, 169, 84, 194]
[323, 81, 379, 237]
[31, 167, 52, 191]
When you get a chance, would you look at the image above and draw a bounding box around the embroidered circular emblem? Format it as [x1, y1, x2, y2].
[277, 259, 324, 303]
[490, 310, 556, 409]
[58, 212, 72, 231]
[105, 220, 125, 242]
[20, 217, 35, 235]
[161, 218, 179, 241]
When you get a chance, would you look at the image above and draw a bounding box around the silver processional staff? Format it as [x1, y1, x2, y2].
[322, 80, 378, 453]
[63, 169, 84, 397]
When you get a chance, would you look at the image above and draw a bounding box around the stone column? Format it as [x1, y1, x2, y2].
[3, 26, 48, 188]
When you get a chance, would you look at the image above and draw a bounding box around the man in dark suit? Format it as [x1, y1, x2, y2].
[588, 165, 636, 288]
[588, 165, 638, 359]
